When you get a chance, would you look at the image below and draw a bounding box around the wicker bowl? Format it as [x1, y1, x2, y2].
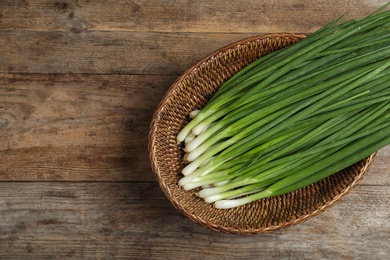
[149, 33, 376, 234]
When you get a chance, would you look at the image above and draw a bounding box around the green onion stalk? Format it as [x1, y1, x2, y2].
[176, 5, 390, 209]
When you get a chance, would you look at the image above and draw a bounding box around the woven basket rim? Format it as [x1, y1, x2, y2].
[149, 33, 377, 234]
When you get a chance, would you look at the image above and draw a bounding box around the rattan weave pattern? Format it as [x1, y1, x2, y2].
[149, 34, 376, 234]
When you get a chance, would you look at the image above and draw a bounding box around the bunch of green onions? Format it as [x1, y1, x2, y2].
[176, 5, 390, 209]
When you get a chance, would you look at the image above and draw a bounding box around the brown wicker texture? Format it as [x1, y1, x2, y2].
[149, 33, 377, 234]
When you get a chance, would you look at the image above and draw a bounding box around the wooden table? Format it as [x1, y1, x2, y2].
[1, 1, 389, 259]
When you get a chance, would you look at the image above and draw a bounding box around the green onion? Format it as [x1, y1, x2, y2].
[176, 5, 390, 209]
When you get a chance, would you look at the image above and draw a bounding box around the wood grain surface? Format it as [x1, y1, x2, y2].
[0, 0, 389, 259]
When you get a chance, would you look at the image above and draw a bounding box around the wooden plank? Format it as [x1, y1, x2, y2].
[0, 73, 177, 181]
[0, 30, 256, 75]
[0, 0, 384, 33]
[0, 182, 389, 259]
[363, 146, 390, 186]
[1, 73, 389, 182]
